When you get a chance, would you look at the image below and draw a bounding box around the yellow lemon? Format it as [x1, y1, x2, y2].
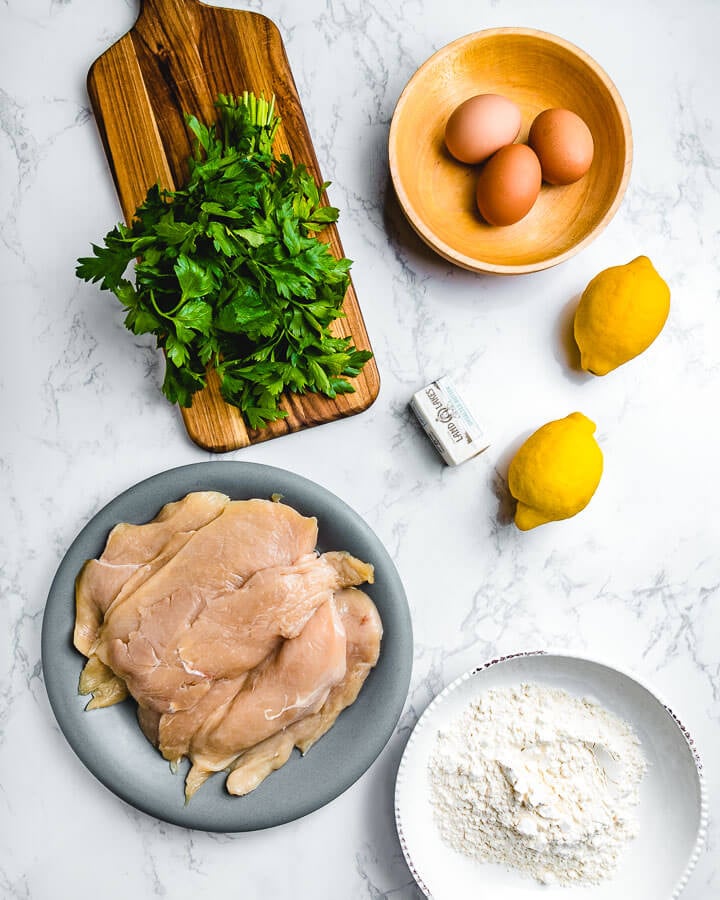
[574, 256, 670, 375]
[508, 412, 603, 531]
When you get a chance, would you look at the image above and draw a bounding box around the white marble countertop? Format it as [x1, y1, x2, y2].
[2, 0, 718, 897]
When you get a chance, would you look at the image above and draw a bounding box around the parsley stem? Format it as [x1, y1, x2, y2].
[149, 288, 187, 320]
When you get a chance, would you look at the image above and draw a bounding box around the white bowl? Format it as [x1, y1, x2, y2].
[395, 651, 707, 899]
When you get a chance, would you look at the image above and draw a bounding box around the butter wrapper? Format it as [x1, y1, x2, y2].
[410, 376, 489, 466]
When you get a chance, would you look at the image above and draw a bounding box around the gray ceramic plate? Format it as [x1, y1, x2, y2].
[42, 462, 413, 832]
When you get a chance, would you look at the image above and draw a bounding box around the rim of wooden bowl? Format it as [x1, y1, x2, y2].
[388, 27, 633, 275]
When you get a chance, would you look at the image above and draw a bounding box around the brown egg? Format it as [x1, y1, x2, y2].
[444, 94, 522, 165]
[475, 144, 542, 227]
[528, 108, 594, 185]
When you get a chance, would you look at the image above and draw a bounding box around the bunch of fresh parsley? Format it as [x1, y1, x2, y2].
[76, 92, 372, 429]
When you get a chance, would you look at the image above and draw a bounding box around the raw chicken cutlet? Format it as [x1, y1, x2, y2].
[73, 492, 382, 799]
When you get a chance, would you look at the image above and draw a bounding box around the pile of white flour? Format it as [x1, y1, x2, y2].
[428, 683, 647, 886]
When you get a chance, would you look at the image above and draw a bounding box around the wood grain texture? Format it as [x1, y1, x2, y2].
[389, 28, 632, 275]
[87, 0, 379, 452]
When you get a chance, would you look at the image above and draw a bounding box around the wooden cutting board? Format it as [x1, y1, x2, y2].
[87, 0, 379, 452]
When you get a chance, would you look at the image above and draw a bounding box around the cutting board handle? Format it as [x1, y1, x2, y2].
[137, 0, 199, 22]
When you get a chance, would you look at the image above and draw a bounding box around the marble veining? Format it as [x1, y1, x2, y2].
[1, 0, 718, 897]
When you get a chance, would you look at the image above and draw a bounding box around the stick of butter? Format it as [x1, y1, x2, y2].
[410, 376, 489, 466]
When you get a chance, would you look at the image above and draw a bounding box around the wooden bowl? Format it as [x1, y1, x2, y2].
[388, 28, 632, 275]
